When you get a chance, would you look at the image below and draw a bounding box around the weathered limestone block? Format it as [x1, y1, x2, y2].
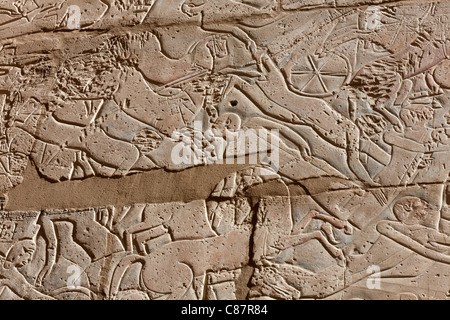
[1, 0, 450, 300]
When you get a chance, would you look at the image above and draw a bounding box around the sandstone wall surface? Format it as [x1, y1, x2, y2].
[0, 0, 449, 300]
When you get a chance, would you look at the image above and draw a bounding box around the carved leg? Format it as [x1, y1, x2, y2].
[134, 225, 169, 254]
[346, 123, 375, 185]
[223, 75, 304, 124]
[124, 222, 165, 253]
[292, 209, 352, 235]
[321, 222, 339, 245]
[273, 231, 346, 266]
[426, 69, 443, 95]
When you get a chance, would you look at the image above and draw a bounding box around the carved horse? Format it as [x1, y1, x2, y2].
[108, 172, 352, 300]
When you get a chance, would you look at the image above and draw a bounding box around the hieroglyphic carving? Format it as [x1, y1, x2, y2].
[0, 198, 252, 299]
[0, 188, 448, 299]
[0, 0, 450, 300]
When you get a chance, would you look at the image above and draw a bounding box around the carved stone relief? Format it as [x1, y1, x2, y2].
[0, 0, 450, 300]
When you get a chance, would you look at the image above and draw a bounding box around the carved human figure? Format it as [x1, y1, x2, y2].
[120, 201, 216, 254]
[0, 32, 210, 179]
[310, 4, 450, 137]
[335, 103, 450, 257]
[181, 0, 279, 60]
[213, 112, 348, 180]
[376, 197, 450, 262]
[350, 26, 450, 130]
[110, 225, 250, 300]
[343, 195, 450, 290]
[0, 240, 54, 300]
[224, 53, 378, 185]
[110, 196, 351, 299]
[375, 103, 450, 186]
[36, 209, 124, 288]
[253, 197, 352, 269]
[2, 29, 267, 180]
[0, 0, 113, 39]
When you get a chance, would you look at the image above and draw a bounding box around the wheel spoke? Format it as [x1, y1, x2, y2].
[299, 74, 317, 92]
[291, 70, 316, 75]
[317, 54, 333, 72]
[307, 55, 319, 73]
[317, 74, 329, 93]
[291, 53, 349, 95]
[319, 72, 348, 77]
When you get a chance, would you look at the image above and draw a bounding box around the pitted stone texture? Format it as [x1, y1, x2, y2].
[1, 184, 450, 300]
[1, 0, 450, 300]
[0, 200, 252, 300]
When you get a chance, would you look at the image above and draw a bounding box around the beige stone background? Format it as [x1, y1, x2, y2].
[0, 0, 449, 300]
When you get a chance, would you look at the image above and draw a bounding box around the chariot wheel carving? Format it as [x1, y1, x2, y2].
[288, 53, 352, 97]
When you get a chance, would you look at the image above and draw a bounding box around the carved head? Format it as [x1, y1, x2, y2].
[444, 111, 450, 126]
[393, 197, 430, 225]
[181, 0, 205, 17]
[251, 266, 301, 300]
[4, 239, 36, 269]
